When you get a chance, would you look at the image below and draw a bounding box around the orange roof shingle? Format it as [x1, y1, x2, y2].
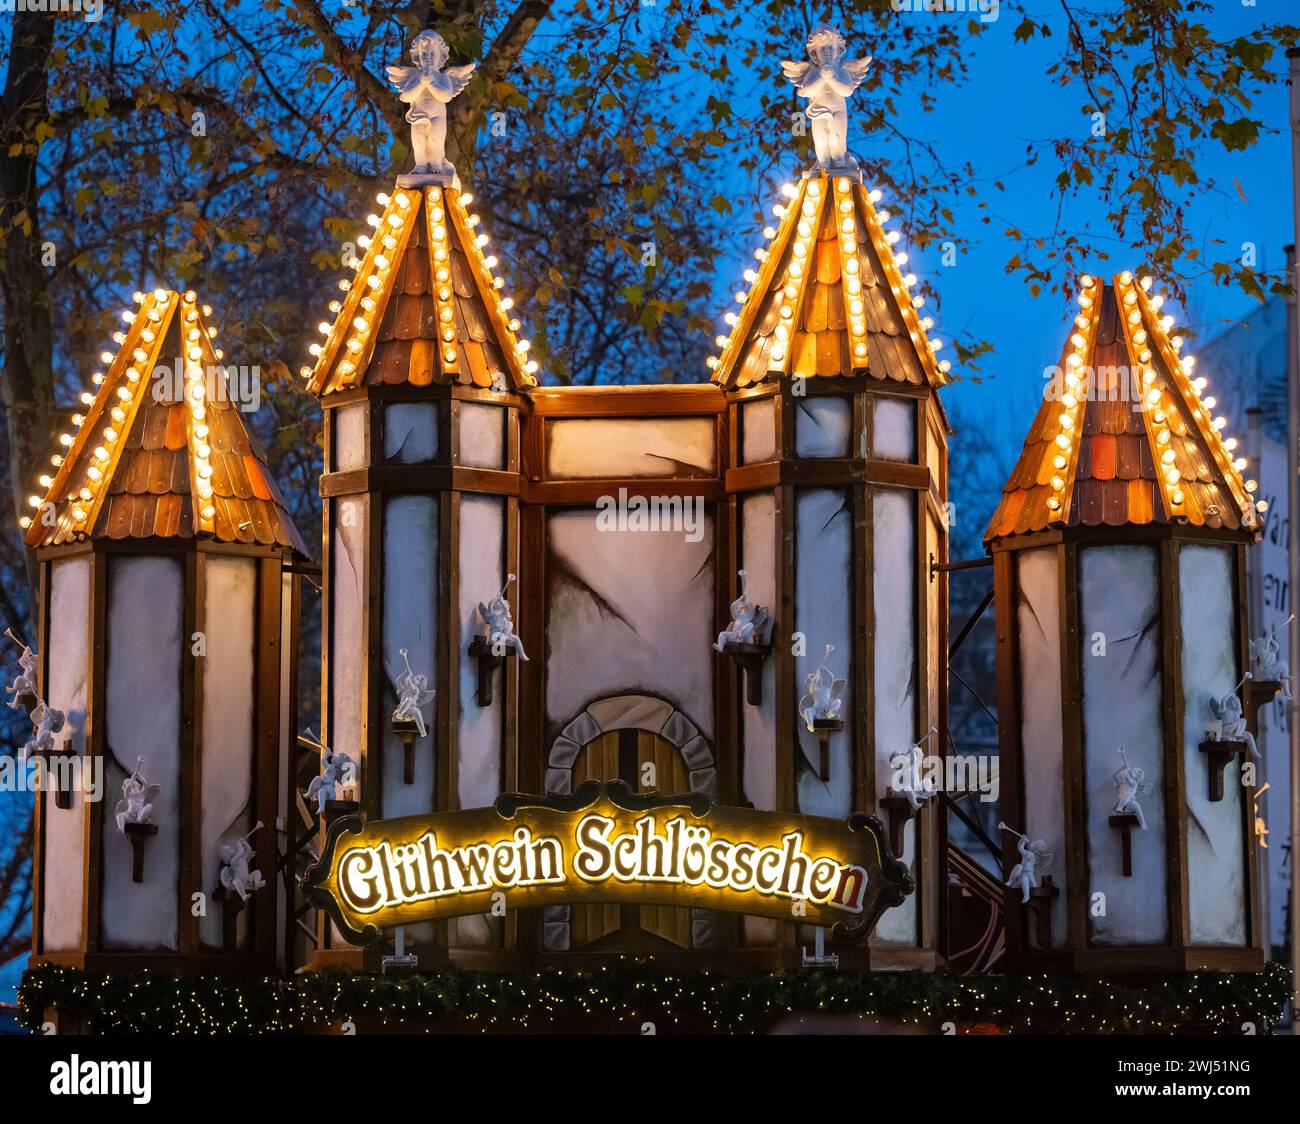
[984, 273, 1262, 544]
[307, 185, 534, 396]
[24, 290, 307, 555]
[710, 170, 947, 390]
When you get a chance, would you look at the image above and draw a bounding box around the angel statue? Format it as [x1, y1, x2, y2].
[1208, 674, 1261, 760]
[4, 628, 38, 710]
[218, 823, 267, 903]
[781, 26, 872, 172]
[115, 757, 159, 834]
[478, 574, 528, 661]
[798, 644, 847, 732]
[1250, 615, 1293, 701]
[999, 823, 1054, 904]
[393, 647, 436, 738]
[889, 727, 938, 811]
[19, 700, 65, 763]
[713, 570, 773, 652]
[386, 29, 476, 186]
[1113, 745, 1153, 830]
[302, 729, 357, 817]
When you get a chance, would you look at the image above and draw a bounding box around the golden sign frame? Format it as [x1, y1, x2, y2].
[305, 781, 912, 946]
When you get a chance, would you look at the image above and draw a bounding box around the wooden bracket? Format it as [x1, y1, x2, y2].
[123, 821, 158, 883]
[31, 747, 78, 809]
[468, 635, 512, 707]
[1026, 875, 1060, 949]
[878, 793, 920, 856]
[1199, 739, 1249, 803]
[1107, 813, 1142, 876]
[1245, 679, 1282, 736]
[718, 641, 771, 706]
[810, 718, 844, 781]
[324, 799, 360, 828]
[213, 886, 248, 953]
[393, 716, 421, 784]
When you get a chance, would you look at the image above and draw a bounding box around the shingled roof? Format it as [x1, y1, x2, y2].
[21, 290, 307, 555]
[985, 272, 1264, 544]
[305, 185, 535, 396]
[709, 170, 949, 389]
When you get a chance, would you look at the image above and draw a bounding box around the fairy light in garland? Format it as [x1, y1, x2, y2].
[862, 182, 950, 384]
[705, 177, 802, 376]
[1121, 271, 1263, 523]
[425, 187, 463, 377]
[16, 960, 1290, 1035]
[19, 289, 169, 535]
[1042, 274, 1099, 515]
[446, 186, 539, 385]
[768, 178, 819, 370]
[180, 291, 218, 531]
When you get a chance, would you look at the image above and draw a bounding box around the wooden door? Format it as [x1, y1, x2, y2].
[568, 728, 693, 949]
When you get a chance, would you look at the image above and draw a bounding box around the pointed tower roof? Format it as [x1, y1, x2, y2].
[304, 185, 537, 396]
[985, 271, 1265, 544]
[21, 289, 307, 554]
[709, 171, 949, 389]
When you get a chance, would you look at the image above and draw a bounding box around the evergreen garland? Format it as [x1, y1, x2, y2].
[18, 960, 1290, 1035]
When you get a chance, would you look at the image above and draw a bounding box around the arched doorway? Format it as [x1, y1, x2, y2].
[544, 695, 718, 952]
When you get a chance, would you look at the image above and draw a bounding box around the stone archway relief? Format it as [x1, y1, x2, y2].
[543, 694, 720, 952]
[545, 694, 716, 799]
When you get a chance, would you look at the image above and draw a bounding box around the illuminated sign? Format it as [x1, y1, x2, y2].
[306, 781, 911, 944]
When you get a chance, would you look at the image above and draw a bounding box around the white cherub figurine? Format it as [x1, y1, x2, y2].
[890, 727, 938, 811]
[478, 574, 528, 661]
[19, 700, 65, 763]
[115, 757, 159, 833]
[999, 822, 1054, 904]
[713, 570, 772, 652]
[302, 730, 357, 816]
[4, 628, 38, 710]
[1113, 745, 1152, 829]
[218, 823, 267, 902]
[781, 26, 873, 171]
[386, 30, 476, 186]
[798, 644, 847, 732]
[393, 648, 436, 737]
[1209, 674, 1260, 760]
[1249, 616, 1293, 701]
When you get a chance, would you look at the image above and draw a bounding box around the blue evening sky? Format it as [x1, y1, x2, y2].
[866, 1, 1293, 456]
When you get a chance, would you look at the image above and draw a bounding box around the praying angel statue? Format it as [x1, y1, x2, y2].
[781, 26, 872, 172]
[394, 648, 436, 738]
[387, 30, 476, 186]
[999, 822, 1053, 904]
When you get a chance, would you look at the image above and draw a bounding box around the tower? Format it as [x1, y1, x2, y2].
[986, 271, 1266, 972]
[21, 288, 305, 972]
[303, 180, 535, 967]
[708, 167, 951, 967]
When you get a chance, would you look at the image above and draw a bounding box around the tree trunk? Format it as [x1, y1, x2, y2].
[0, 11, 57, 613]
